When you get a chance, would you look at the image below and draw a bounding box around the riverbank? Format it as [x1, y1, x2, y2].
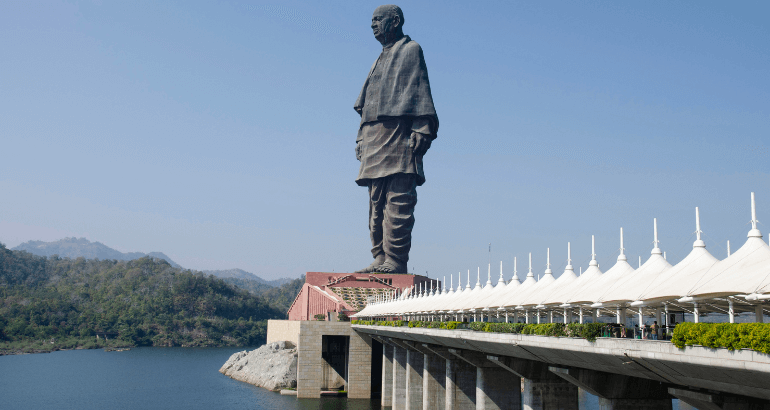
[0, 337, 133, 355]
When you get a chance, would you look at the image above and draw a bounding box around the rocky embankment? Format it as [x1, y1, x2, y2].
[219, 341, 298, 391]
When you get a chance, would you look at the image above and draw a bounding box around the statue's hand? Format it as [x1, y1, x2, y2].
[355, 140, 363, 161]
[409, 132, 432, 156]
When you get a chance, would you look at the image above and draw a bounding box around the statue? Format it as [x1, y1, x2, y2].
[354, 5, 438, 274]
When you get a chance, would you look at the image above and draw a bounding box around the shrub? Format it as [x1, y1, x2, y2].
[672, 322, 770, 354]
[445, 321, 462, 330]
[313, 314, 326, 321]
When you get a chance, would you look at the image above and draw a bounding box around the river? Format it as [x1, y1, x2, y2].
[0, 347, 688, 409]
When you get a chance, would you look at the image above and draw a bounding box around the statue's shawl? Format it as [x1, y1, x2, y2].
[354, 35, 439, 132]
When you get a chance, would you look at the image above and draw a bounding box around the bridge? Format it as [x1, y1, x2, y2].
[280, 193, 770, 409]
[351, 323, 770, 410]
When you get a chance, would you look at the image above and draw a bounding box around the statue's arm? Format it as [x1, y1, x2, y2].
[409, 116, 435, 156]
[355, 127, 364, 161]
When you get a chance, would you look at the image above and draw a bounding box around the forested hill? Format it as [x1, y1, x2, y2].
[0, 243, 284, 354]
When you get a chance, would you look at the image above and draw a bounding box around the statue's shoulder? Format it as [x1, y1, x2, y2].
[401, 36, 421, 50]
[398, 37, 424, 59]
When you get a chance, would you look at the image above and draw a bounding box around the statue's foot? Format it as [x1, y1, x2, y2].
[373, 260, 407, 274]
[355, 256, 386, 273]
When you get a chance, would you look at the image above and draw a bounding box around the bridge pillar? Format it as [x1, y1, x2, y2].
[550, 366, 672, 410]
[450, 349, 520, 410]
[488, 355, 576, 410]
[423, 350, 447, 410]
[446, 356, 476, 410]
[406, 348, 424, 410]
[381, 342, 393, 407]
[392, 344, 408, 409]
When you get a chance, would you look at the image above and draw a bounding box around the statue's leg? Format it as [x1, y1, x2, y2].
[379, 174, 417, 273]
[356, 179, 386, 273]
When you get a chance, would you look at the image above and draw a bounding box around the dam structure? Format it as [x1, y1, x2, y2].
[276, 192, 770, 409]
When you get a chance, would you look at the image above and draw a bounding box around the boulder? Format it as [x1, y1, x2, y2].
[219, 341, 298, 391]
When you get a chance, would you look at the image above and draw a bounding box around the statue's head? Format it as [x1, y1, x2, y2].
[371, 5, 404, 45]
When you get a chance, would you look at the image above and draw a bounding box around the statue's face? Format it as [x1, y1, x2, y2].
[371, 7, 400, 44]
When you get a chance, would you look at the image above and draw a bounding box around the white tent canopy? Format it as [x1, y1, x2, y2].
[353, 193, 770, 324]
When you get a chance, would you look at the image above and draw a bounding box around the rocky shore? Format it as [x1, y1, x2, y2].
[219, 341, 298, 391]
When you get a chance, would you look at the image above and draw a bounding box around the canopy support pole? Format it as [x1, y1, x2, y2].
[693, 302, 699, 323]
[756, 304, 764, 323]
[729, 300, 735, 323]
[579, 307, 584, 324]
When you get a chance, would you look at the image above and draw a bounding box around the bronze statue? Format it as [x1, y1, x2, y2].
[354, 5, 438, 274]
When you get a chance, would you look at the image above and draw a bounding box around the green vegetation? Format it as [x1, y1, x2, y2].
[0, 243, 284, 354]
[219, 275, 304, 314]
[313, 314, 326, 321]
[671, 322, 770, 354]
[353, 320, 606, 342]
[407, 320, 463, 329]
[352, 320, 405, 327]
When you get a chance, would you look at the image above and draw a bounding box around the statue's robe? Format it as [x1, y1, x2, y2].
[353, 35, 439, 268]
[354, 35, 439, 187]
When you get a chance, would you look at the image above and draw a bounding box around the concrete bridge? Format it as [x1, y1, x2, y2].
[347, 324, 770, 410]
[272, 318, 770, 409]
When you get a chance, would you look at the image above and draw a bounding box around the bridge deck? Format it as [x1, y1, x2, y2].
[353, 324, 770, 400]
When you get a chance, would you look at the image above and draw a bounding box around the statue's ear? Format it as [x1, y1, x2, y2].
[393, 14, 402, 30]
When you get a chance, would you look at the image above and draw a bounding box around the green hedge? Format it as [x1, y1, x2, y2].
[407, 320, 463, 329]
[351, 320, 405, 327]
[672, 322, 770, 354]
[354, 320, 606, 342]
[466, 322, 605, 342]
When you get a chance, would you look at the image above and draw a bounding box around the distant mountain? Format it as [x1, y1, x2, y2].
[204, 268, 293, 287]
[12, 238, 181, 268]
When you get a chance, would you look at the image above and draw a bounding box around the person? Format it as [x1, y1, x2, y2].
[353, 5, 439, 274]
[651, 320, 659, 340]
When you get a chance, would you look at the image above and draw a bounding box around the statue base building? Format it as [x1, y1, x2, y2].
[286, 271, 437, 321]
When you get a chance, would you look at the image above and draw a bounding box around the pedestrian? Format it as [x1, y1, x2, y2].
[651, 321, 659, 340]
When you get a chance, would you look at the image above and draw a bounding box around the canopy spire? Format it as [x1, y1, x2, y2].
[545, 248, 553, 276]
[486, 262, 492, 286]
[466, 270, 471, 289]
[618, 228, 627, 261]
[589, 235, 599, 267]
[694, 207, 706, 248]
[651, 218, 663, 255]
[476, 267, 481, 288]
[527, 253, 534, 278]
[498, 261, 505, 284]
[513, 256, 518, 281]
[443, 276, 447, 293]
[727, 240, 731, 257]
[749, 192, 763, 238]
[565, 242, 575, 274]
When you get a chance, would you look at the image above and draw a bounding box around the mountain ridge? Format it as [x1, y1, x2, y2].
[12, 237, 182, 268]
[12, 238, 297, 287]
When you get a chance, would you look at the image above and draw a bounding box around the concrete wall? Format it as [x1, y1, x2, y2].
[296, 321, 372, 399]
[266, 319, 300, 346]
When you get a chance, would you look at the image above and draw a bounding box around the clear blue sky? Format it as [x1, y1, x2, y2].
[1, 1, 768, 280]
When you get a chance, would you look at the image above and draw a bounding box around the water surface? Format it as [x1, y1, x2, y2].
[0, 347, 686, 409]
